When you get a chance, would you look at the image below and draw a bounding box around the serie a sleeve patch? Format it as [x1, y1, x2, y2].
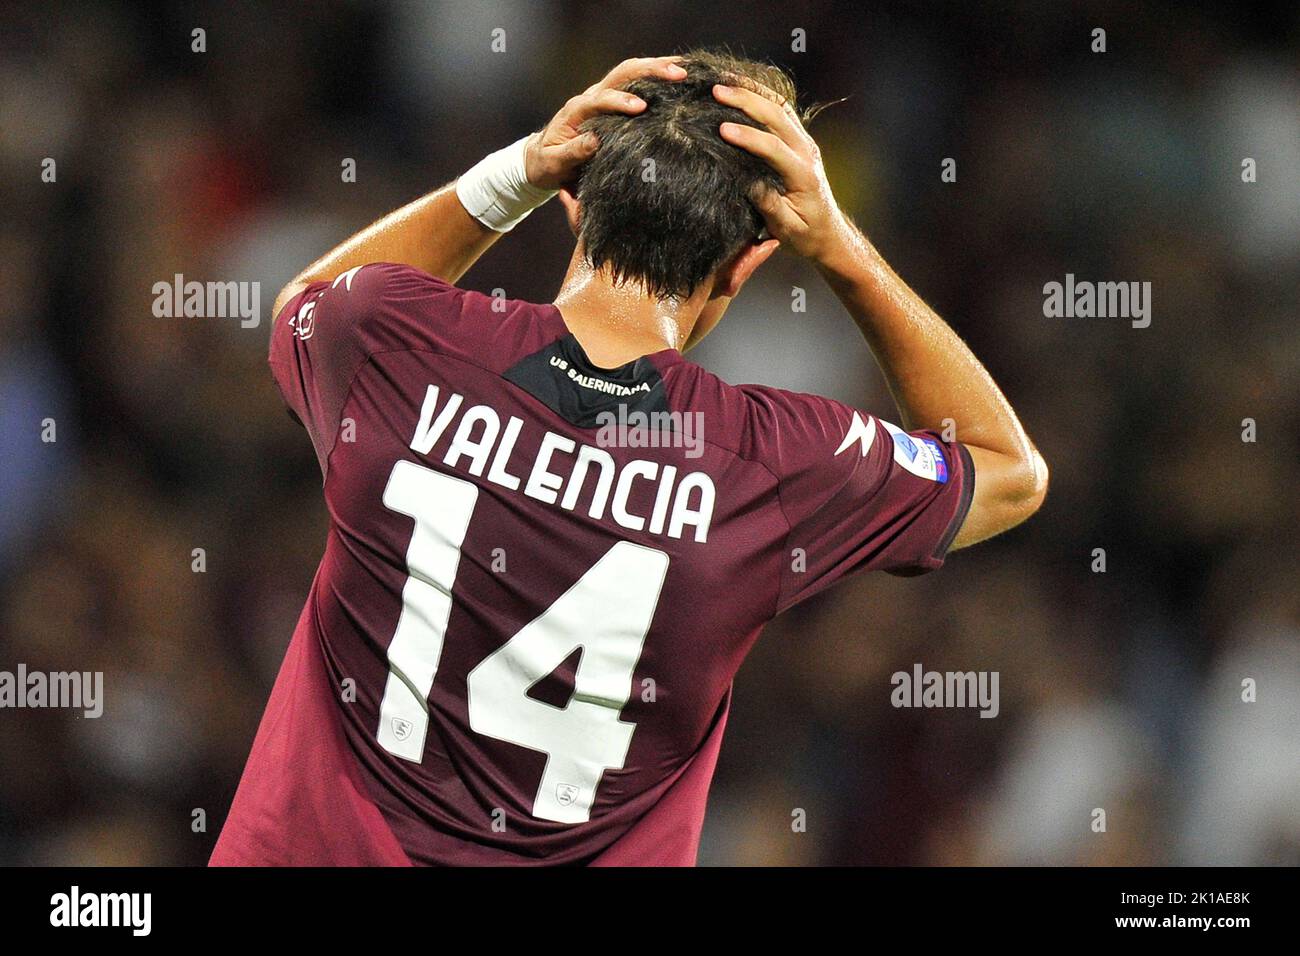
[881, 420, 948, 483]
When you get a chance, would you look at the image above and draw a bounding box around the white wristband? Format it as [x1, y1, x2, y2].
[455, 136, 557, 233]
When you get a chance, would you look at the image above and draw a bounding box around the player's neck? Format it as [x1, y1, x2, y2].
[553, 254, 707, 370]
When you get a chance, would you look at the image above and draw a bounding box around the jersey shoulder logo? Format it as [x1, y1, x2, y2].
[289, 299, 317, 340]
[835, 411, 877, 457]
[331, 265, 365, 292]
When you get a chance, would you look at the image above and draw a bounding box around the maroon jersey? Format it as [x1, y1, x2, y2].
[211, 262, 973, 866]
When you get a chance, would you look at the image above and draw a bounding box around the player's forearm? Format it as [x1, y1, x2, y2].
[294, 185, 497, 291]
[815, 223, 1047, 503]
[270, 183, 499, 325]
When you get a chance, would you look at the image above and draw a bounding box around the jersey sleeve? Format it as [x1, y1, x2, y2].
[268, 262, 458, 474]
[741, 385, 976, 615]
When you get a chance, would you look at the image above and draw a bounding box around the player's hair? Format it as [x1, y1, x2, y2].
[577, 49, 817, 300]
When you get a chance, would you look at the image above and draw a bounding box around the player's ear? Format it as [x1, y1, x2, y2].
[558, 187, 581, 237]
[715, 237, 780, 298]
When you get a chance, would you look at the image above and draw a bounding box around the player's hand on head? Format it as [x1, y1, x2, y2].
[713, 80, 847, 262]
[524, 55, 688, 191]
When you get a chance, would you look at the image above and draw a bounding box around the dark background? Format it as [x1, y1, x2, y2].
[0, 0, 1297, 865]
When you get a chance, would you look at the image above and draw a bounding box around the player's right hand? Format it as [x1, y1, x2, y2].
[524, 56, 688, 191]
[713, 80, 850, 263]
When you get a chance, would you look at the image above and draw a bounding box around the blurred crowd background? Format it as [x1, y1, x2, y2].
[1, 0, 1297, 866]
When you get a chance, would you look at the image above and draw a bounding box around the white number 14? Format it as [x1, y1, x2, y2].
[376, 459, 668, 824]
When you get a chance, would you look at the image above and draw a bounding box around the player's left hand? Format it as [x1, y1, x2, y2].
[713, 79, 849, 263]
[524, 56, 688, 190]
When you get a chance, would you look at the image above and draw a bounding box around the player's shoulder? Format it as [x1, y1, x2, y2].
[316, 261, 470, 318]
[659, 360, 853, 469]
[273, 262, 454, 341]
[308, 262, 562, 370]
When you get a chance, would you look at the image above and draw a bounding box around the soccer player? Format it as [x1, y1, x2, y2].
[212, 51, 1047, 866]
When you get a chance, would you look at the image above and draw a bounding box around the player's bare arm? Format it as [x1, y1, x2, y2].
[715, 81, 1049, 548]
[271, 55, 689, 324]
